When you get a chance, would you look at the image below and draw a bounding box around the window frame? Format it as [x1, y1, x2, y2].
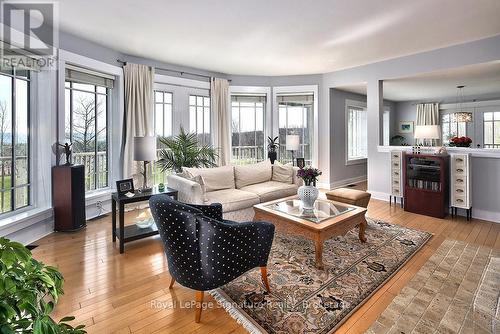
[345, 99, 368, 165]
[229, 86, 271, 165]
[272, 85, 318, 167]
[64, 79, 110, 193]
[189, 94, 211, 145]
[0, 68, 31, 216]
[483, 111, 500, 148]
[441, 112, 467, 144]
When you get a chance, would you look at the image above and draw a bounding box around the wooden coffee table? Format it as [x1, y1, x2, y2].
[254, 196, 368, 269]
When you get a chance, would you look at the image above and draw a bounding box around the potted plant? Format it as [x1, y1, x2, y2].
[156, 127, 218, 173]
[449, 136, 472, 147]
[296, 166, 322, 211]
[0, 237, 86, 333]
[267, 136, 279, 164]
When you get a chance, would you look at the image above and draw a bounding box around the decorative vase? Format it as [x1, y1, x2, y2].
[298, 185, 319, 210]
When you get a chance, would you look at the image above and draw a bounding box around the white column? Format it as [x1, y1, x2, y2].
[367, 80, 391, 197]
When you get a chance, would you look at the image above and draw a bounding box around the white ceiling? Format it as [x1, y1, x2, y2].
[336, 61, 500, 101]
[58, 0, 500, 76]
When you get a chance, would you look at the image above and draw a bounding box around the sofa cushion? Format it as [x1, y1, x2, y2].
[272, 162, 294, 184]
[205, 189, 260, 212]
[234, 160, 272, 189]
[184, 165, 235, 192]
[240, 181, 298, 203]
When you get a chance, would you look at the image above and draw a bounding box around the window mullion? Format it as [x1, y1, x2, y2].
[11, 74, 16, 210]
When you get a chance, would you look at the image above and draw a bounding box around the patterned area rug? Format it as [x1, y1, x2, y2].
[211, 218, 432, 334]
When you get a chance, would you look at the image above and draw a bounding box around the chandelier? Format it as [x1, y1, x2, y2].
[453, 85, 473, 123]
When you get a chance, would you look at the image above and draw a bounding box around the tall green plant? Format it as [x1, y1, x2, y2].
[156, 127, 218, 173]
[0, 237, 86, 334]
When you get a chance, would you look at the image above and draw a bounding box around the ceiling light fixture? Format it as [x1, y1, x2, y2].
[453, 85, 473, 123]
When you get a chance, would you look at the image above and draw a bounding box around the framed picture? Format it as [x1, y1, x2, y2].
[116, 178, 134, 195]
[296, 158, 305, 169]
[399, 121, 414, 134]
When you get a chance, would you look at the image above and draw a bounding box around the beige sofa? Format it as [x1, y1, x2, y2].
[167, 161, 302, 221]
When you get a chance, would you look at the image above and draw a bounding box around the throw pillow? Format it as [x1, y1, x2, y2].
[178, 169, 208, 202]
[272, 162, 294, 184]
[234, 160, 272, 188]
[184, 165, 235, 192]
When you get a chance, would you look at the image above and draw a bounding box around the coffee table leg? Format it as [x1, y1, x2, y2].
[359, 218, 367, 243]
[314, 239, 324, 269]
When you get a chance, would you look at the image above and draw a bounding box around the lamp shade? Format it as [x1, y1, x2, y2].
[133, 136, 157, 161]
[414, 125, 441, 140]
[286, 135, 300, 150]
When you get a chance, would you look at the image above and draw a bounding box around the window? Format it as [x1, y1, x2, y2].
[189, 95, 210, 145]
[65, 66, 113, 192]
[346, 103, 367, 162]
[0, 67, 30, 214]
[153, 91, 173, 184]
[484, 111, 500, 148]
[277, 94, 314, 164]
[231, 95, 265, 165]
[442, 113, 466, 143]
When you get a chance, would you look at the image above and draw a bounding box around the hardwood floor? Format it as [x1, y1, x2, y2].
[32, 193, 500, 334]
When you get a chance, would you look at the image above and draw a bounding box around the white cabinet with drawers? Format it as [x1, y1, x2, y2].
[450, 153, 472, 220]
[390, 150, 404, 207]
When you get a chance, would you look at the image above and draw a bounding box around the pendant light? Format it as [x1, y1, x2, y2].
[453, 85, 473, 123]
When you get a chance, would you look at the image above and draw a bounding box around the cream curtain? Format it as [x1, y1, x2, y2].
[416, 103, 440, 145]
[210, 77, 230, 166]
[122, 63, 155, 181]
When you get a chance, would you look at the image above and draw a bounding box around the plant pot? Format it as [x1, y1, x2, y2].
[298, 185, 319, 210]
[268, 151, 277, 164]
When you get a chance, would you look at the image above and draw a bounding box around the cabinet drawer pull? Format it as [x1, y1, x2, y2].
[393, 163, 399, 167]
[456, 189, 464, 193]
[456, 178, 464, 183]
[393, 154, 399, 158]
[456, 168, 464, 172]
[456, 199, 464, 203]
[455, 158, 464, 162]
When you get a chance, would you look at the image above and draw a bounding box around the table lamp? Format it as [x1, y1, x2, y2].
[414, 125, 441, 147]
[286, 134, 300, 165]
[133, 136, 157, 191]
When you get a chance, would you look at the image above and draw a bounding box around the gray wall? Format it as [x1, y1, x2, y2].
[393, 101, 416, 145]
[329, 89, 367, 183]
[322, 34, 500, 222]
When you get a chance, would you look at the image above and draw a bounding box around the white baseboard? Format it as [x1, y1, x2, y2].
[319, 175, 367, 190]
[366, 189, 499, 224]
[367, 190, 391, 202]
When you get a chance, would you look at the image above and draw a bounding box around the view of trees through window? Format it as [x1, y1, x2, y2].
[0, 68, 30, 214]
[278, 94, 314, 165]
[231, 95, 265, 164]
[189, 95, 210, 145]
[153, 91, 173, 184]
[65, 81, 109, 191]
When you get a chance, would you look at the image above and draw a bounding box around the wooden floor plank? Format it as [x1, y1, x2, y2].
[29, 189, 498, 334]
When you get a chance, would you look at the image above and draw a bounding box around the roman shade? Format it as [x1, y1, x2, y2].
[65, 64, 115, 88]
[277, 94, 314, 104]
[0, 40, 40, 71]
[231, 95, 266, 103]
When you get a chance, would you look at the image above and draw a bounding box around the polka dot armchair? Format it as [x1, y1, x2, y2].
[149, 194, 275, 322]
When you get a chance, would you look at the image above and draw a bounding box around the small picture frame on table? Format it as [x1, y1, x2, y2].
[116, 178, 135, 195]
[296, 158, 305, 169]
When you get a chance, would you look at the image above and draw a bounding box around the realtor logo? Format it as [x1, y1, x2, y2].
[1, 1, 58, 68]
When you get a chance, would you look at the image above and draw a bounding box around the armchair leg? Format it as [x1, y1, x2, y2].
[169, 277, 175, 289]
[260, 266, 271, 293]
[195, 291, 204, 323]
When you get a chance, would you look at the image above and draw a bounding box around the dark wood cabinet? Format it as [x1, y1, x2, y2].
[52, 165, 86, 231]
[403, 153, 449, 219]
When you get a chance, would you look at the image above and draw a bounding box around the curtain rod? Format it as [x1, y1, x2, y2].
[116, 59, 231, 82]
